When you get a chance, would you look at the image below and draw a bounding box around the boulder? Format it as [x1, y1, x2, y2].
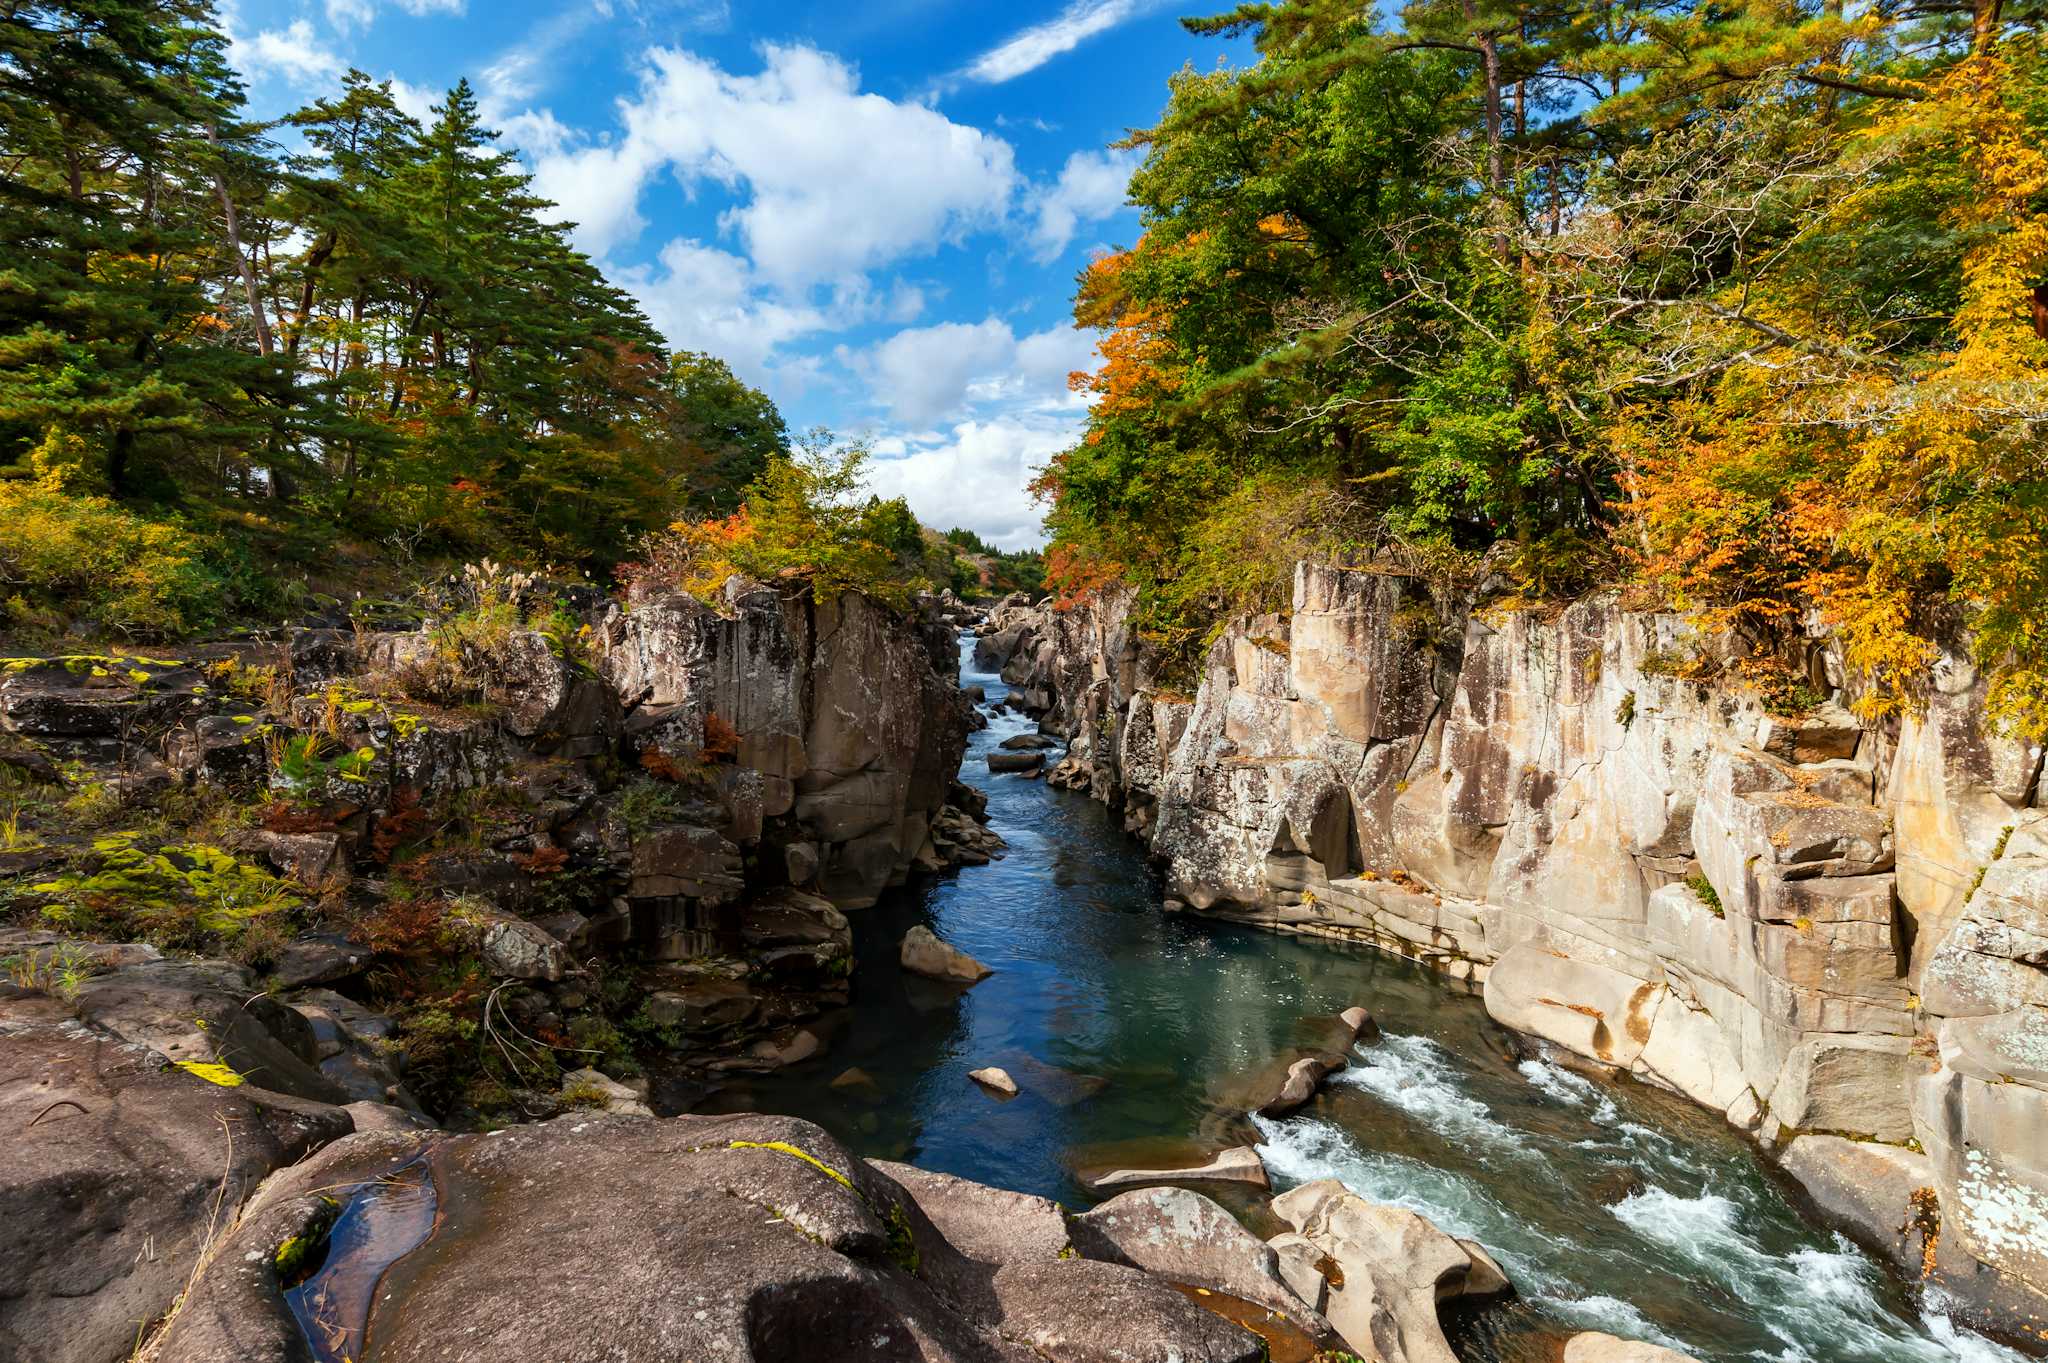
[643, 980, 759, 1034]
[560, 1067, 653, 1117]
[69, 957, 346, 1104]
[1089, 1146, 1270, 1193]
[875, 1159, 1073, 1265]
[901, 925, 993, 983]
[0, 995, 350, 1363]
[1340, 1006, 1379, 1043]
[1071, 1187, 1336, 1343]
[1562, 1333, 1703, 1363]
[1777, 1134, 1936, 1272]
[1257, 1054, 1346, 1118]
[266, 929, 364, 988]
[969, 1066, 1019, 1096]
[479, 915, 571, 982]
[987, 751, 1045, 774]
[157, 1113, 1264, 1363]
[1270, 1179, 1510, 1363]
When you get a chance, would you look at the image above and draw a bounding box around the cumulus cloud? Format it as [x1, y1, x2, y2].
[231, 19, 346, 87]
[618, 239, 832, 389]
[864, 416, 1075, 550]
[619, 238, 927, 393]
[529, 45, 1018, 284]
[852, 318, 1096, 426]
[1031, 147, 1139, 261]
[964, 0, 1147, 84]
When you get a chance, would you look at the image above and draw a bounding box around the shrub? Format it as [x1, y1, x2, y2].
[623, 433, 930, 609]
[0, 478, 233, 637]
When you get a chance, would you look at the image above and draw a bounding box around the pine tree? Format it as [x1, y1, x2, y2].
[0, 0, 266, 493]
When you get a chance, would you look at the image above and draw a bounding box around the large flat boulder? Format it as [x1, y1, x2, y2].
[157, 1113, 1265, 1363]
[1071, 1187, 1336, 1345]
[0, 993, 351, 1363]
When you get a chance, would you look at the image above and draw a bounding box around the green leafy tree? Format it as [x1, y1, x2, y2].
[665, 350, 789, 513]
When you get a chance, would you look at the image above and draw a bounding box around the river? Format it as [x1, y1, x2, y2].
[687, 637, 2025, 1363]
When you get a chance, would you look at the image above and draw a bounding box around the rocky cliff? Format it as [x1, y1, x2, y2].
[981, 564, 2048, 1341]
[0, 575, 995, 1362]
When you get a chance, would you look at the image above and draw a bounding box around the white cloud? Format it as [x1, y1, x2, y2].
[864, 415, 1076, 549]
[865, 320, 1020, 426]
[529, 44, 1018, 284]
[619, 239, 833, 390]
[325, 0, 464, 32]
[619, 238, 928, 397]
[964, 0, 1145, 84]
[232, 19, 345, 87]
[854, 318, 1096, 426]
[325, 0, 377, 29]
[1031, 147, 1139, 261]
[386, 76, 440, 125]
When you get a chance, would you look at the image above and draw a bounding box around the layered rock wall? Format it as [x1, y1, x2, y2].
[985, 564, 2048, 1333]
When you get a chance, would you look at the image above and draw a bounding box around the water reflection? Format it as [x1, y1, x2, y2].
[682, 637, 2021, 1363]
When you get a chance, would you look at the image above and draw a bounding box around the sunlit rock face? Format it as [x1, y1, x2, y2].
[601, 577, 972, 911]
[982, 561, 2048, 1331]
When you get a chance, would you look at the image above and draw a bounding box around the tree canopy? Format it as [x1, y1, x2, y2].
[1039, 0, 2048, 729]
[0, 1, 796, 632]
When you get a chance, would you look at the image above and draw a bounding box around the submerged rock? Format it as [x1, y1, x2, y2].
[1088, 1145, 1270, 1192]
[901, 925, 994, 983]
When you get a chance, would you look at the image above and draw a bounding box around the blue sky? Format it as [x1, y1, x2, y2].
[221, 0, 1250, 548]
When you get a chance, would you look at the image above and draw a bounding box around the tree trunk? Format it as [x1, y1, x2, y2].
[1467, 1, 1507, 261]
[205, 126, 274, 357]
[285, 231, 337, 363]
[1974, 0, 2003, 52]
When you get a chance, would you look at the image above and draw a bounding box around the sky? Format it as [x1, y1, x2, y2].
[220, 0, 1251, 550]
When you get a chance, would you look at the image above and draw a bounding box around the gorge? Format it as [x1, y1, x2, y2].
[6, 579, 2039, 1363]
[8, 1, 2048, 1360]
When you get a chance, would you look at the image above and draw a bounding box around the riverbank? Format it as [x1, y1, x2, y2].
[975, 570, 2048, 1350]
[670, 634, 2028, 1363]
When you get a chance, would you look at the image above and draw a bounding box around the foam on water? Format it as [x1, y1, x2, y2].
[1610, 1191, 2029, 1363]
[1253, 1111, 1588, 1300]
[1519, 1057, 1622, 1124]
[1274, 1032, 2034, 1363]
[1336, 1032, 1527, 1149]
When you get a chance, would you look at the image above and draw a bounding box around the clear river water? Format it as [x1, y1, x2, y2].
[685, 638, 2027, 1363]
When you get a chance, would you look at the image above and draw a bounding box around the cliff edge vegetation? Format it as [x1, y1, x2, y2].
[1037, 0, 2048, 731]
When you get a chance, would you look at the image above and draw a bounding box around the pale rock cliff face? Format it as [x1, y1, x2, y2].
[984, 563, 2048, 1335]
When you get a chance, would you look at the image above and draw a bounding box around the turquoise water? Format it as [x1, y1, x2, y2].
[680, 638, 2027, 1363]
